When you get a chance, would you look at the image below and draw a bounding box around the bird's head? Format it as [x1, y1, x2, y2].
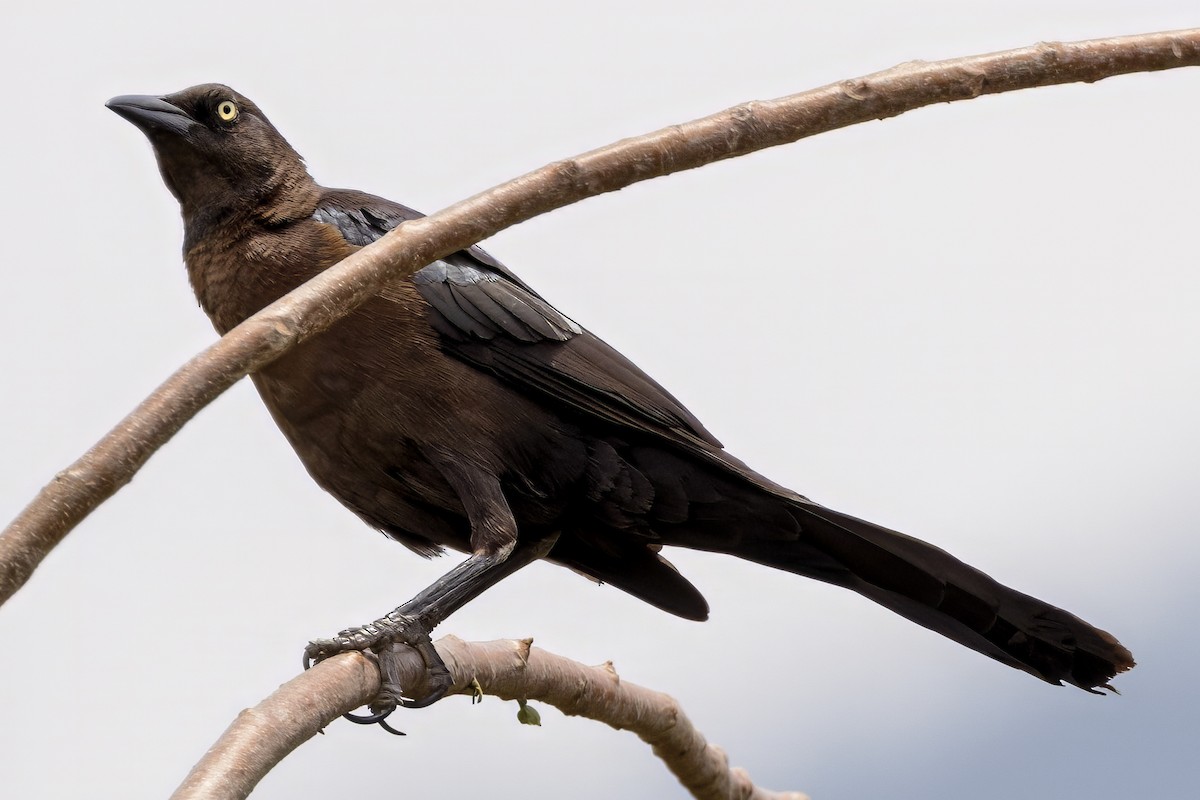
[107, 83, 314, 224]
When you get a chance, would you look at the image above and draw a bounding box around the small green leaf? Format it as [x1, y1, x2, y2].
[516, 699, 542, 726]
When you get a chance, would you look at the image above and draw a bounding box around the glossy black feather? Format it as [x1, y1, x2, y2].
[312, 189, 722, 448]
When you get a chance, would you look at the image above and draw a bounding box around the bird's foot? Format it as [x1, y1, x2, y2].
[304, 613, 454, 733]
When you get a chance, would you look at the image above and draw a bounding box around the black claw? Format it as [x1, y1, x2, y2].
[377, 718, 408, 736]
[303, 637, 348, 668]
[345, 705, 406, 735]
[398, 681, 451, 709]
[344, 707, 396, 726]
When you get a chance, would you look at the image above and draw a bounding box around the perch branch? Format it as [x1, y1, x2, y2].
[171, 637, 808, 800]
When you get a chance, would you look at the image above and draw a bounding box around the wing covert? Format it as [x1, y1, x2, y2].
[312, 187, 721, 447]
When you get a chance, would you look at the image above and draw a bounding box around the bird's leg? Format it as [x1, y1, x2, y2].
[306, 453, 554, 717]
[305, 533, 558, 711]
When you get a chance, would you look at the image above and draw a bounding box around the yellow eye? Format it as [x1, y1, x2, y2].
[216, 100, 239, 122]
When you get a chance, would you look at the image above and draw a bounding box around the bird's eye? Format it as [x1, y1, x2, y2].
[216, 100, 239, 122]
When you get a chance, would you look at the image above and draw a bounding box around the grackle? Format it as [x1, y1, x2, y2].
[107, 84, 1133, 715]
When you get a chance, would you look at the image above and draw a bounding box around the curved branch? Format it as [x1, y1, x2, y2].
[171, 637, 807, 800]
[2, 29, 1198, 604]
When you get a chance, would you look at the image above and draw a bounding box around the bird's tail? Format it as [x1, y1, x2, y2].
[733, 503, 1134, 691]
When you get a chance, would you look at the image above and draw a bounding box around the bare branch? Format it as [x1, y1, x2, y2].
[2, 29, 1198, 603]
[172, 652, 379, 800]
[171, 637, 808, 800]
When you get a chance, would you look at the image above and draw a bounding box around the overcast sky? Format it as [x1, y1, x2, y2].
[2, 2, 1197, 798]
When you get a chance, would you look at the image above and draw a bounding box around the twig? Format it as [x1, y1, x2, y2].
[1, 29, 1198, 604]
[171, 637, 808, 800]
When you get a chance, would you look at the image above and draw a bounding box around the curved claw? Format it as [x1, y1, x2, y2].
[398, 681, 451, 709]
[303, 638, 344, 670]
[344, 707, 397, 726]
[348, 704, 405, 734]
[343, 703, 407, 735]
[377, 718, 408, 736]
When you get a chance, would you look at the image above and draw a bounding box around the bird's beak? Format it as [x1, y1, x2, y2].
[106, 94, 197, 137]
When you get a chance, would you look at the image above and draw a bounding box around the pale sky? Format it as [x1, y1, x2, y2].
[1, 2, 1197, 798]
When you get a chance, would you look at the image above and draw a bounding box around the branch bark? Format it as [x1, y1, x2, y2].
[171, 637, 807, 800]
[2, 28, 1198, 603]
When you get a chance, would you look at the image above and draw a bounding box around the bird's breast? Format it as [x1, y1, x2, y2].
[184, 216, 590, 543]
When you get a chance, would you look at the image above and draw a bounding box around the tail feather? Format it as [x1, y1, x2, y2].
[577, 440, 1133, 691]
[735, 504, 1134, 691]
[549, 528, 711, 621]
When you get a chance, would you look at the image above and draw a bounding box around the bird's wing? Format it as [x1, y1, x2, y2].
[312, 189, 723, 448]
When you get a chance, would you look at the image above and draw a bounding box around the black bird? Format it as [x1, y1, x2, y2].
[106, 84, 1133, 710]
